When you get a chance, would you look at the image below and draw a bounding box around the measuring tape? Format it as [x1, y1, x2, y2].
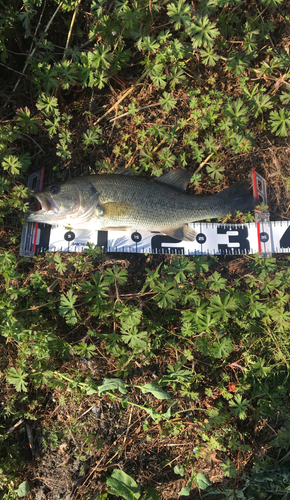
[20, 169, 289, 257]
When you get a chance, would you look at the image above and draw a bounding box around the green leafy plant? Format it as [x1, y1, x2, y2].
[229, 395, 249, 420]
[6, 367, 28, 393]
[106, 470, 141, 500]
[59, 289, 80, 325]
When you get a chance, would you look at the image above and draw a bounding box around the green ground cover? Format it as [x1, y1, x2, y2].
[1, 0, 290, 498]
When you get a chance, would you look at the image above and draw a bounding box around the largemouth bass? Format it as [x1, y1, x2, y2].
[27, 169, 255, 241]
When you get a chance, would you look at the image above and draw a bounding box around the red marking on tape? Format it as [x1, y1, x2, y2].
[252, 168, 262, 253]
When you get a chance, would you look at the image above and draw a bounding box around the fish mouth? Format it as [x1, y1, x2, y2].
[34, 193, 59, 213]
[26, 193, 61, 223]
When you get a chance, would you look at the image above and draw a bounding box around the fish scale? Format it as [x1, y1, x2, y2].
[27, 169, 255, 242]
[91, 175, 232, 229]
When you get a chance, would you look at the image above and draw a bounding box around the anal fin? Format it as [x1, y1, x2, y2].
[161, 225, 197, 242]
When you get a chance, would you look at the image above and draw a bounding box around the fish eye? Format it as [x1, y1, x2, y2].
[50, 185, 61, 195]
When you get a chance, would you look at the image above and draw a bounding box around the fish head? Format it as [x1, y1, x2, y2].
[27, 178, 100, 226]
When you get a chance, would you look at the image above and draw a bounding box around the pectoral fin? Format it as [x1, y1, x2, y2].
[98, 202, 133, 218]
[161, 225, 197, 242]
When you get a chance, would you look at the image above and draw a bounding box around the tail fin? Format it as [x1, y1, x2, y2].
[217, 179, 256, 216]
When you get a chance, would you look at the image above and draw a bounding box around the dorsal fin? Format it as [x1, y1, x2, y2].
[113, 168, 137, 176]
[155, 169, 192, 191]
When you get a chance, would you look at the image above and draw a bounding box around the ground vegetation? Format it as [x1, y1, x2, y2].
[1, 0, 290, 498]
